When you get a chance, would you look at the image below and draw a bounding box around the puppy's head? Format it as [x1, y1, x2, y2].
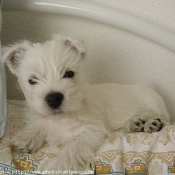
[2, 35, 87, 117]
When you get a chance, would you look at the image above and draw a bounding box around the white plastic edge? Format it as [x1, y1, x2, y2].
[0, 0, 6, 138]
[2, 0, 175, 53]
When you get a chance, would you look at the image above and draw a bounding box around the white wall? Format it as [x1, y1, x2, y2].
[2, 0, 175, 121]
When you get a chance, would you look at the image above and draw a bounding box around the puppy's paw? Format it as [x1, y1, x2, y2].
[46, 146, 95, 174]
[46, 158, 94, 175]
[130, 119, 146, 132]
[12, 132, 44, 153]
[144, 118, 165, 133]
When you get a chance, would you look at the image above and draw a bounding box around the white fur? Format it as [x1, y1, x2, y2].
[2, 35, 170, 174]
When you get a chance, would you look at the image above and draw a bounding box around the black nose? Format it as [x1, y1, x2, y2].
[45, 92, 64, 109]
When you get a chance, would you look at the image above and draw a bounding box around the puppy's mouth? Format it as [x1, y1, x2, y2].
[50, 108, 64, 115]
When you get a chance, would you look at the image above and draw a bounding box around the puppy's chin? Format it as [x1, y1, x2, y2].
[34, 108, 64, 118]
[51, 109, 64, 115]
[30, 105, 77, 118]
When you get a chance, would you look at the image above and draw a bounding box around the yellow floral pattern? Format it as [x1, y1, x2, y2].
[109, 133, 122, 144]
[126, 134, 137, 146]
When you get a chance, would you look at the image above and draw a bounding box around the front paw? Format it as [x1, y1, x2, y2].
[12, 132, 43, 153]
[46, 149, 95, 174]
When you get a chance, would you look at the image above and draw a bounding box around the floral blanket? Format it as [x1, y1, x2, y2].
[0, 103, 175, 175]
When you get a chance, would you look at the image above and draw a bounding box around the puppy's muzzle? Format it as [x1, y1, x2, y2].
[45, 92, 64, 109]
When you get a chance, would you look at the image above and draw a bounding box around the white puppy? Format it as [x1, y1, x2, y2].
[2, 35, 170, 173]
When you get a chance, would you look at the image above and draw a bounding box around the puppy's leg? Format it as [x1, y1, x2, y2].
[144, 117, 168, 133]
[46, 124, 108, 173]
[12, 123, 45, 153]
[129, 114, 147, 132]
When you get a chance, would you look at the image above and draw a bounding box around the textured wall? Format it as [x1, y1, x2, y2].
[2, 0, 175, 121]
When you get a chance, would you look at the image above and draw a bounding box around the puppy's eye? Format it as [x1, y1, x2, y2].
[29, 77, 38, 85]
[63, 71, 74, 78]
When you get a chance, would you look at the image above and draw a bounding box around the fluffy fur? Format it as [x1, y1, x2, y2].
[2, 35, 170, 174]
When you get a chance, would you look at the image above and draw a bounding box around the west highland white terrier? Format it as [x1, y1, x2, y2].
[2, 35, 170, 173]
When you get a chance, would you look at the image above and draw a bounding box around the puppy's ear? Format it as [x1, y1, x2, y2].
[53, 34, 87, 59]
[64, 38, 87, 59]
[2, 41, 31, 75]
